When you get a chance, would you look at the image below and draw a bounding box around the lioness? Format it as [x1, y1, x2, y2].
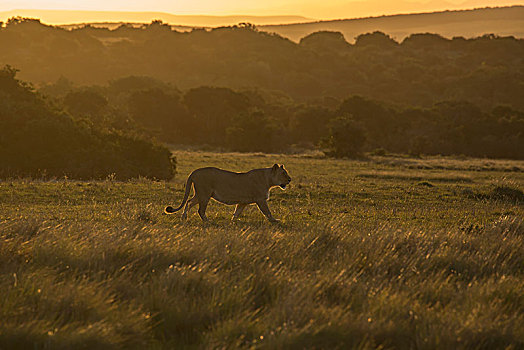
[165, 164, 291, 223]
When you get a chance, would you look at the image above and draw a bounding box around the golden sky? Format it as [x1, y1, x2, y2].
[1, 0, 523, 20]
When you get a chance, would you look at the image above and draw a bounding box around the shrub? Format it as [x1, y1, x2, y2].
[490, 185, 524, 203]
[372, 148, 387, 156]
[0, 66, 175, 180]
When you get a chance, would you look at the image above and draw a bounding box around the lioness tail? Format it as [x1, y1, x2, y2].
[164, 174, 193, 214]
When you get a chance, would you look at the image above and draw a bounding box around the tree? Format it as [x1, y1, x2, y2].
[290, 106, 333, 145]
[64, 89, 108, 118]
[128, 88, 194, 143]
[322, 116, 366, 158]
[337, 96, 397, 149]
[226, 109, 280, 152]
[354, 31, 398, 48]
[299, 31, 351, 52]
[183, 87, 250, 145]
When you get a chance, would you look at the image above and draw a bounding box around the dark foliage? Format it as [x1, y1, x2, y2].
[290, 106, 332, 146]
[226, 109, 282, 152]
[183, 86, 251, 145]
[1, 19, 523, 110]
[0, 66, 175, 180]
[2, 17, 523, 159]
[38, 72, 524, 159]
[128, 87, 194, 143]
[322, 116, 366, 158]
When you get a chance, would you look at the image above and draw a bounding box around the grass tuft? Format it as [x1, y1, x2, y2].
[490, 185, 524, 203]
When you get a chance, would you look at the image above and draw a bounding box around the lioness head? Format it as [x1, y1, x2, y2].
[272, 164, 291, 189]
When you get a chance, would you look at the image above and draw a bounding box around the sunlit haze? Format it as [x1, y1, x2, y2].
[1, 0, 523, 22]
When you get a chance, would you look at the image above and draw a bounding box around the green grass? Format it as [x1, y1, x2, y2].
[1, 151, 523, 349]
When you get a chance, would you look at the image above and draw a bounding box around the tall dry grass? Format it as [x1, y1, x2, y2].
[1, 152, 523, 348]
[1, 211, 523, 349]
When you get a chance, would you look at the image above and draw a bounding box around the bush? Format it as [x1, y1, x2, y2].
[0, 66, 175, 180]
[490, 185, 524, 203]
[372, 148, 387, 156]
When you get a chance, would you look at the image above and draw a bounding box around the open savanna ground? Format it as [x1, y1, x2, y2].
[1, 151, 523, 349]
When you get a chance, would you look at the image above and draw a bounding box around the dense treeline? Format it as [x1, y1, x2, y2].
[0, 66, 175, 180]
[1, 18, 523, 111]
[40, 73, 524, 159]
[1, 18, 523, 161]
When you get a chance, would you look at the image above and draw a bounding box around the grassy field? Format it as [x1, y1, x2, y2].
[1, 151, 523, 349]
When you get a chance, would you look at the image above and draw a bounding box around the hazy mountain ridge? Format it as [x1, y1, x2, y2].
[290, 0, 524, 19]
[260, 6, 524, 42]
[0, 9, 312, 27]
[2, 6, 522, 41]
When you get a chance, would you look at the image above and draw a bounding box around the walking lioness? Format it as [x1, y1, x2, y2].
[165, 164, 291, 223]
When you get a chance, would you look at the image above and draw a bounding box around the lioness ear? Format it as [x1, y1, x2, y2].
[280, 164, 284, 169]
[272, 164, 279, 172]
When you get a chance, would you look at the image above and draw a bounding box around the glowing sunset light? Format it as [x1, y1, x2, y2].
[1, 0, 522, 24]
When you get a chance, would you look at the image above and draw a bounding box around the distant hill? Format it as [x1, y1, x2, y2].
[260, 6, 524, 42]
[0, 9, 312, 27]
[3, 6, 522, 42]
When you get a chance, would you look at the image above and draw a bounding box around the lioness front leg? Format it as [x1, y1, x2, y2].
[232, 203, 247, 221]
[256, 200, 279, 223]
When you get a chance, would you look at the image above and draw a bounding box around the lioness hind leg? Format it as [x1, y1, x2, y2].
[197, 197, 211, 222]
[232, 203, 247, 221]
[181, 196, 197, 221]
